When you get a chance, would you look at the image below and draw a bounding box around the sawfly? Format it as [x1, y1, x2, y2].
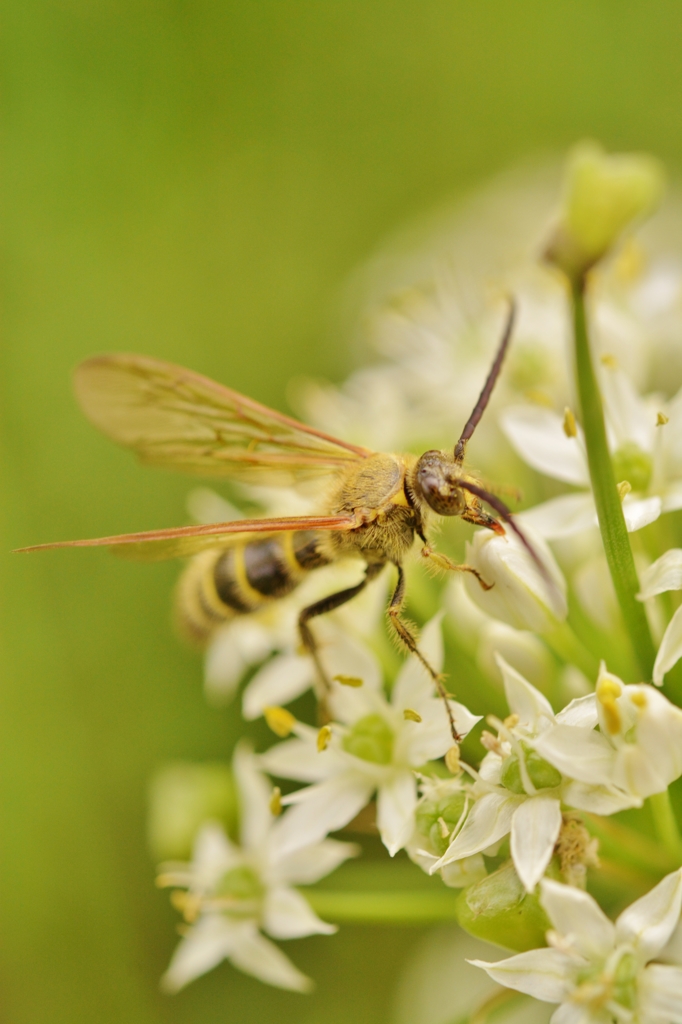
[19, 300, 542, 739]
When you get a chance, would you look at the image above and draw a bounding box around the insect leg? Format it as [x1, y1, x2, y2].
[298, 562, 385, 694]
[387, 563, 461, 742]
[420, 545, 493, 591]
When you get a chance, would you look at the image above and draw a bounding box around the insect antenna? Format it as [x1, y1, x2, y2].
[454, 297, 516, 464]
[458, 477, 558, 597]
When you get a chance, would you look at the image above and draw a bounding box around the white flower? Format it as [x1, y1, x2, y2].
[463, 526, 568, 633]
[535, 663, 682, 800]
[298, 163, 682, 471]
[470, 870, 682, 1024]
[501, 362, 682, 539]
[433, 658, 638, 894]
[158, 744, 357, 993]
[260, 615, 481, 857]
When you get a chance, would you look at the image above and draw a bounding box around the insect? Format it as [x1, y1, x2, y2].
[19, 300, 540, 739]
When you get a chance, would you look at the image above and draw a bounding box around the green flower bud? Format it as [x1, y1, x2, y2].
[611, 441, 652, 493]
[545, 141, 665, 281]
[455, 860, 550, 951]
[342, 714, 394, 765]
[147, 762, 237, 861]
[500, 745, 563, 795]
[415, 793, 468, 855]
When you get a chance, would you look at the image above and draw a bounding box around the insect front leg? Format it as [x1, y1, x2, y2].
[420, 545, 493, 591]
[387, 563, 462, 742]
[298, 562, 385, 700]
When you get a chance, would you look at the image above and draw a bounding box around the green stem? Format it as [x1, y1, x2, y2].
[305, 888, 460, 924]
[649, 791, 682, 862]
[571, 280, 656, 679]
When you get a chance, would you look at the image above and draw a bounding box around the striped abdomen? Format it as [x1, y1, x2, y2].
[176, 530, 331, 643]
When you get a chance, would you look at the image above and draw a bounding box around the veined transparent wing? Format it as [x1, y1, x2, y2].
[73, 354, 373, 484]
[15, 513, 360, 562]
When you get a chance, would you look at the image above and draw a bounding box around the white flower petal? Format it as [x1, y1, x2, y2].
[500, 406, 589, 487]
[228, 923, 313, 992]
[638, 549, 682, 600]
[273, 838, 359, 885]
[392, 613, 445, 709]
[616, 868, 682, 961]
[468, 948, 577, 1003]
[436, 792, 520, 867]
[260, 731, 341, 783]
[662, 484, 682, 514]
[273, 776, 374, 857]
[520, 494, 598, 541]
[660, 922, 682, 966]
[561, 780, 639, 815]
[555, 694, 598, 728]
[600, 364, 656, 452]
[204, 622, 272, 703]
[242, 654, 315, 720]
[540, 879, 615, 960]
[638, 963, 682, 1024]
[376, 772, 418, 856]
[263, 885, 336, 938]
[190, 823, 238, 882]
[233, 743, 272, 851]
[325, 634, 384, 724]
[534, 725, 615, 786]
[497, 656, 555, 728]
[549, 1002, 587, 1024]
[622, 495, 662, 532]
[161, 914, 240, 992]
[511, 797, 562, 893]
[654, 604, 682, 685]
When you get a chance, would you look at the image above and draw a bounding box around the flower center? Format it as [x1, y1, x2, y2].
[611, 441, 652, 493]
[573, 948, 638, 1014]
[215, 866, 264, 907]
[500, 744, 563, 794]
[342, 714, 394, 765]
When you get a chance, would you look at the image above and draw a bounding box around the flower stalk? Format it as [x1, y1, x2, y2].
[571, 279, 656, 679]
[649, 790, 682, 862]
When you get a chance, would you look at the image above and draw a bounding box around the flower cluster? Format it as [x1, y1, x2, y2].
[146, 143, 682, 1020]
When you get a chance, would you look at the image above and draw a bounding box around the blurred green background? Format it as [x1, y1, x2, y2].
[4, 3, 682, 1021]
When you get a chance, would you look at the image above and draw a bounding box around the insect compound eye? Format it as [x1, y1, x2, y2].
[415, 451, 465, 517]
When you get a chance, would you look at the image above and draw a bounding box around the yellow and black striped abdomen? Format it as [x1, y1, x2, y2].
[175, 530, 331, 643]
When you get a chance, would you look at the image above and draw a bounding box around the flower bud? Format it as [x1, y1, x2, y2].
[545, 141, 665, 281]
[455, 860, 550, 951]
[464, 527, 567, 633]
[147, 762, 237, 861]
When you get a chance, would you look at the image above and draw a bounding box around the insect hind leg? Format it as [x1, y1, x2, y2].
[388, 563, 462, 742]
[298, 561, 385, 695]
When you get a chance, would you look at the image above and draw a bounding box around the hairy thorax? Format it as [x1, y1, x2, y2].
[321, 452, 421, 565]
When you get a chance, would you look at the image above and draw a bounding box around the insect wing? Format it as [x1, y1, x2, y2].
[15, 513, 359, 562]
[73, 354, 372, 485]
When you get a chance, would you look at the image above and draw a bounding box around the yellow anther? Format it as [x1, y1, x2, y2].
[437, 816, 450, 840]
[630, 690, 648, 709]
[563, 407, 578, 438]
[617, 480, 632, 501]
[445, 746, 461, 774]
[170, 890, 200, 923]
[403, 708, 422, 723]
[597, 676, 622, 699]
[317, 725, 332, 751]
[657, 411, 669, 426]
[600, 353, 618, 369]
[597, 677, 622, 734]
[503, 713, 520, 729]
[264, 705, 296, 737]
[269, 786, 282, 816]
[480, 730, 504, 755]
[334, 674, 364, 688]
